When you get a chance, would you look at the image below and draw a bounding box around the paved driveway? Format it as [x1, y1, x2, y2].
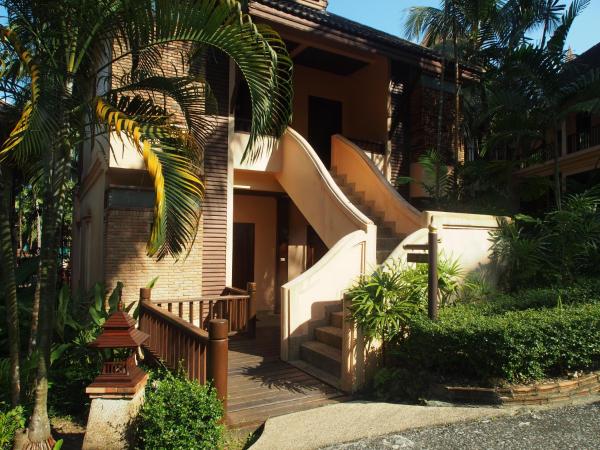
[322, 402, 600, 450]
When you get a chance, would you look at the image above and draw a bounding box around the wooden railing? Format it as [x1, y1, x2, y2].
[151, 282, 257, 337]
[567, 126, 600, 154]
[138, 288, 229, 409]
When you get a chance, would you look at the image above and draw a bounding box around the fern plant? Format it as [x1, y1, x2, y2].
[491, 186, 600, 290]
[348, 256, 467, 363]
[397, 148, 452, 208]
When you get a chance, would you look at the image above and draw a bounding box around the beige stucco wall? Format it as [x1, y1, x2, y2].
[332, 136, 421, 237]
[72, 162, 107, 294]
[234, 195, 277, 312]
[291, 56, 389, 144]
[422, 211, 500, 277]
[231, 132, 281, 172]
[234, 170, 284, 193]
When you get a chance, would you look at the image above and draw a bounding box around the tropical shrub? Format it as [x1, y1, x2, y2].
[491, 187, 600, 290]
[395, 302, 600, 384]
[136, 373, 224, 450]
[0, 404, 25, 450]
[49, 282, 129, 417]
[348, 257, 465, 360]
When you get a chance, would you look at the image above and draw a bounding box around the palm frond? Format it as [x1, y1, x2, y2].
[0, 26, 52, 165]
[108, 73, 218, 159]
[104, 0, 293, 163]
[95, 97, 204, 259]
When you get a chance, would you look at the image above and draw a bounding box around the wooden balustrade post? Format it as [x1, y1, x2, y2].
[140, 287, 152, 303]
[208, 319, 228, 412]
[246, 282, 257, 338]
[428, 221, 439, 321]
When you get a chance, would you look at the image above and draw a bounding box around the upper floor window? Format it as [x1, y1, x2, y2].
[234, 77, 252, 133]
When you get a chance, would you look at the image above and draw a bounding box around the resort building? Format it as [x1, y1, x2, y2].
[71, 0, 495, 393]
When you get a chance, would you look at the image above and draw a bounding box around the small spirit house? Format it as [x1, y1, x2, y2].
[86, 307, 150, 398]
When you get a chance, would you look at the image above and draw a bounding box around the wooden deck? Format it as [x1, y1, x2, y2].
[227, 325, 348, 430]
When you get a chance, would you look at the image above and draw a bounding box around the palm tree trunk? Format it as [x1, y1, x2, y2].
[29, 191, 41, 354]
[17, 192, 23, 257]
[28, 261, 41, 355]
[453, 31, 461, 163]
[0, 168, 21, 408]
[22, 189, 60, 449]
[436, 40, 447, 157]
[36, 197, 41, 252]
[553, 143, 562, 210]
[21, 148, 70, 449]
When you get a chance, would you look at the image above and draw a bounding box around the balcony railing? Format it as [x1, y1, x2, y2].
[567, 126, 600, 154]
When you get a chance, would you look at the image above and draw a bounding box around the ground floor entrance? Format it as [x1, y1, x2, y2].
[232, 189, 328, 317]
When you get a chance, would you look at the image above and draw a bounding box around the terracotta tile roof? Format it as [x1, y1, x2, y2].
[575, 41, 600, 69]
[252, 0, 443, 61]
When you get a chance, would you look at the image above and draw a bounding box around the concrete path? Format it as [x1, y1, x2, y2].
[250, 401, 514, 450]
[321, 400, 600, 449]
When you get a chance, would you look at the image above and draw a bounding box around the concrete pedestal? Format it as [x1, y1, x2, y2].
[83, 381, 146, 450]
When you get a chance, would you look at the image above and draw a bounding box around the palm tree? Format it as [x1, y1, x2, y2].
[0, 166, 20, 408]
[0, 0, 293, 447]
[481, 0, 596, 209]
[405, 0, 498, 162]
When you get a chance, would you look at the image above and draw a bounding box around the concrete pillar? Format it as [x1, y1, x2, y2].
[83, 380, 147, 450]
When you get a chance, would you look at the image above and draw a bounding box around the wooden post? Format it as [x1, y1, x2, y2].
[428, 221, 439, 320]
[208, 319, 228, 412]
[247, 282, 257, 338]
[139, 287, 152, 303]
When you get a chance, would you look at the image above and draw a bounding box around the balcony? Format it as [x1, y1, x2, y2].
[567, 126, 600, 154]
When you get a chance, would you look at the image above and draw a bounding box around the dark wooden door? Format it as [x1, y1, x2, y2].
[308, 96, 342, 169]
[232, 223, 255, 290]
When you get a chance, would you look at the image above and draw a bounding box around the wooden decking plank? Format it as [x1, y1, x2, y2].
[228, 390, 341, 413]
[225, 326, 347, 428]
[227, 395, 349, 428]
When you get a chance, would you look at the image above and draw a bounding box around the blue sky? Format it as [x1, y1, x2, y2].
[328, 0, 599, 55]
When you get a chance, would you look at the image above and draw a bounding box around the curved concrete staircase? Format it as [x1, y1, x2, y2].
[330, 170, 406, 264]
[278, 130, 422, 391]
[278, 132, 500, 392]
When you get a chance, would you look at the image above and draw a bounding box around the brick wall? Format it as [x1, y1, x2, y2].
[101, 43, 231, 301]
[104, 208, 203, 305]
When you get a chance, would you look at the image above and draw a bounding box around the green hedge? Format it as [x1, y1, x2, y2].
[481, 278, 600, 314]
[136, 373, 224, 450]
[395, 302, 600, 383]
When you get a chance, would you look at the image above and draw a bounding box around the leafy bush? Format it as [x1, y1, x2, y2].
[136, 373, 224, 450]
[395, 302, 600, 384]
[49, 282, 136, 417]
[0, 404, 25, 450]
[348, 258, 466, 362]
[348, 262, 421, 350]
[491, 187, 600, 290]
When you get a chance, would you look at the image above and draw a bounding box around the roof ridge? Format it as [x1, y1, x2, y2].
[252, 0, 440, 60]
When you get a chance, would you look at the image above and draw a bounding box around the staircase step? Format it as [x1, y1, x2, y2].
[377, 236, 401, 251]
[300, 341, 341, 378]
[377, 250, 392, 264]
[315, 326, 343, 348]
[290, 360, 342, 391]
[376, 226, 396, 238]
[382, 221, 396, 231]
[330, 311, 344, 329]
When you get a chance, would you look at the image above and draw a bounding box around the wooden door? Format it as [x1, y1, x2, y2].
[232, 223, 255, 290]
[308, 96, 342, 169]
